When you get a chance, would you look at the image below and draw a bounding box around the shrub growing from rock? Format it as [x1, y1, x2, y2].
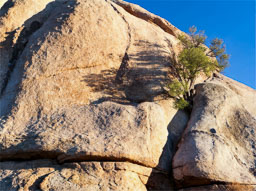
[166, 26, 229, 110]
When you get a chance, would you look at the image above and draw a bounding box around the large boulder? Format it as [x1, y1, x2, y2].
[0, 0, 188, 190]
[1, 0, 255, 190]
[1, 101, 176, 169]
[173, 73, 256, 189]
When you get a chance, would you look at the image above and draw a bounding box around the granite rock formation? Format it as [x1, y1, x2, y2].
[0, 0, 255, 190]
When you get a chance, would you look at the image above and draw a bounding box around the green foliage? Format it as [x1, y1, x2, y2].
[166, 26, 229, 110]
[208, 38, 229, 71]
[166, 79, 184, 98]
[174, 98, 189, 110]
[178, 46, 214, 77]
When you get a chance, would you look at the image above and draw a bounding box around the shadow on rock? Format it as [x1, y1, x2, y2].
[81, 68, 135, 105]
[0, 0, 78, 118]
[146, 109, 189, 190]
[82, 39, 172, 104]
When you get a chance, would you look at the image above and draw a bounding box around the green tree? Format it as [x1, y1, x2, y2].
[166, 26, 229, 110]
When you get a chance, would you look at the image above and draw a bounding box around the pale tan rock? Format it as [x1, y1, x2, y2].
[173, 75, 256, 188]
[209, 73, 256, 116]
[110, 0, 184, 37]
[0, 1, 188, 190]
[0, 0, 188, 165]
[0, 160, 172, 191]
[0, 0, 8, 9]
[0, 101, 186, 171]
[2, 0, 255, 190]
[178, 184, 256, 191]
[0, 0, 181, 116]
[0, 0, 54, 91]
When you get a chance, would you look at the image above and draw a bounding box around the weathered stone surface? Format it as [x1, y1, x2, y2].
[0, 101, 185, 171]
[0, 0, 182, 116]
[173, 74, 256, 188]
[0, 0, 188, 190]
[178, 184, 256, 191]
[0, 0, 188, 163]
[0, 160, 172, 191]
[111, 0, 184, 38]
[208, 73, 256, 116]
[0, 0, 128, 116]
[1, 0, 255, 190]
[0, 0, 55, 91]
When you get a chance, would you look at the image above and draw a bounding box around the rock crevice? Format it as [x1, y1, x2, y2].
[106, 0, 132, 84]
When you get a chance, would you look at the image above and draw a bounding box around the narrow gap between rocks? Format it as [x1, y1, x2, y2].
[0, 151, 163, 171]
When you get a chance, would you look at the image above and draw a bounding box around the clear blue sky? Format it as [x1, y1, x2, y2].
[126, 0, 255, 88]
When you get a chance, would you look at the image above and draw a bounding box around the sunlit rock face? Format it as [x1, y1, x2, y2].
[173, 73, 256, 190]
[0, 0, 255, 190]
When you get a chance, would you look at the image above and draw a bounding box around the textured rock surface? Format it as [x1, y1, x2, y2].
[0, 0, 187, 190]
[178, 184, 256, 191]
[0, 0, 55, 91]
[173, 73, 256, 188]
[111, 0, 184, 38]
[0, 0, 255, 190]
[0, 0, 188, 161]
[0, 160, 172, 191]
[0, 0, 182, 115]
[0, 101, 183, 170]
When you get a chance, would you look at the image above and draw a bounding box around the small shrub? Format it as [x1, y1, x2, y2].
[166, 26, 229, 110]
[174, 98, 189, 110]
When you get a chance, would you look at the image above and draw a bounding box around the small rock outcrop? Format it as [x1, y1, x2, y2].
[0, 160, 173, 191]
[173, 73, 256, 190]
[0, 0, 255, 190]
